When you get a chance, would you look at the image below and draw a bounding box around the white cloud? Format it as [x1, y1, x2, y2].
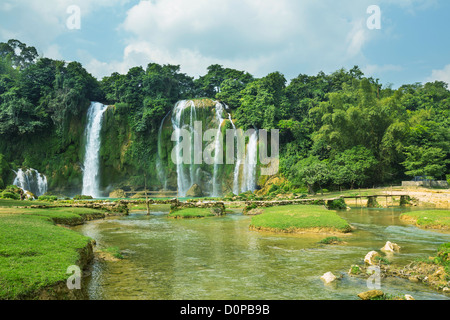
[426, 64, 450, 85]
[110, 0, 383, 79]
[1, 0, 442, 81]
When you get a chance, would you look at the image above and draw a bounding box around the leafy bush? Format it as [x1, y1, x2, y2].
[38, 195, 58, 201]
[73, 195, 94, 200]
[327, 198, 348, 210]
[1, 191, 20, 200]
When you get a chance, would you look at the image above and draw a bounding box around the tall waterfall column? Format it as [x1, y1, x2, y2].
[82, 102, 108, 198]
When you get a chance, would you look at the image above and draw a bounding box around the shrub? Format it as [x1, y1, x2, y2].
[269, 184, 279, 194]
[73, 195, 94, 200]
[38, 195, 58, 201]
[327, 198, 348, 210]
[1, 191, 20, 200]
[319, 236, 343, 244]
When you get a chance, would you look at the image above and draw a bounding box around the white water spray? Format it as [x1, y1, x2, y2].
[81, 102, 108, 198]
[13, 168, 47, 197]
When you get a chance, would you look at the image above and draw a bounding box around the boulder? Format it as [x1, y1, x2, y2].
[358, 290, 384, 300]
[364, 251, 381, 265]
[186, 184, 204, 198]
[381, 241, 401, 253]
[109, 189, 126, 198]
[320, 272, 337, 284]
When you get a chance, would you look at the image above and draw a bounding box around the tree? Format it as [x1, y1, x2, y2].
[402, 146, 448, 179]
[291, 156, 329, 194]
[330, 146, 378, 189]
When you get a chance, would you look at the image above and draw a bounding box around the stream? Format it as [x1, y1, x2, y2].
[74, 206, 450, 300]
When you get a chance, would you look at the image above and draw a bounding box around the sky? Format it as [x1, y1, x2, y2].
[0, 0, 449, 88]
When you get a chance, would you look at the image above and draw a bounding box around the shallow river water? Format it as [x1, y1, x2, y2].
[75, 206, 450, 300]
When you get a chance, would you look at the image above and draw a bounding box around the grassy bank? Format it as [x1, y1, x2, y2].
[0, 200, 107, 299]
[0, 213, 95, 299]
[400, 210, 450, 230]
[250, 205, 352, 234]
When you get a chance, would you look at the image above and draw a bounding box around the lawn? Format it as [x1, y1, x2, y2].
[400, 210, 450, 230]
[0, 214, 94, 299]
[250, 205, 352, 234]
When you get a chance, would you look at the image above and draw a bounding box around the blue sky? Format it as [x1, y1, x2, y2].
[1, 0, 449, 88]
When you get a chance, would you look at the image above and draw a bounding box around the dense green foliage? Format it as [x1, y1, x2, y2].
[0, 39, 448, 195]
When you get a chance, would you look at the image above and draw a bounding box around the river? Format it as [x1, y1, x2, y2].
[74, 206, 450, 300]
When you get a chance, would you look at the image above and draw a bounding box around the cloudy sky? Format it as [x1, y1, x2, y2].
[1, 0, 449, 87]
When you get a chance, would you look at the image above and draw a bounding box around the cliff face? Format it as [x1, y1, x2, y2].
[0, 100, 90, 196]
[2, 98, 260, 198]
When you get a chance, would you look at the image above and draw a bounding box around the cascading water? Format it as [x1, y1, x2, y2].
[164, 99, 258, 197]
[172, 100, 194, 197]
[81, 102, 108, 198]
[241, 130, 258, 193]
[13, 168, 47, 197]
[212, 102, 225, 197]
[228, 115, 242, 196]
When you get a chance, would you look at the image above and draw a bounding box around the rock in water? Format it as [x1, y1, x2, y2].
[381, 241, 401, 253]
[364, 251, 381, 265]
[358, 290, 384, 300]
[186, 184, 203, 198]
[320, 272, 337, 284]
[109, 189, 126, 198]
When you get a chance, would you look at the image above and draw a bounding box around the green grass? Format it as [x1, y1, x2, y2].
[0, 207, 105, 226]
[102, 247, 124, 260]
[250, 205, 352, 234]
[0, 199, 51, 207]
[0, 214, 93, 299]
[168, 208, 216, 219]
[400, 210, 450, 229]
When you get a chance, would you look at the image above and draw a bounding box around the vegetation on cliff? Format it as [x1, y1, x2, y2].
[0, 39, 448, 195]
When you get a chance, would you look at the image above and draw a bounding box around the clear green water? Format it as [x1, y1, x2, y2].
[75, 206, 450, 300]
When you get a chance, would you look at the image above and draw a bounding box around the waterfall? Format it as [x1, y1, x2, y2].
[241, 130, 258, 193]
[229, 115, 242, 196]
[81, 102, 108, 198]
[212, 101, 225, 197]
[164, 99, 258, 197]
[13, 168, 47, 197]
[172, 100, 194, 197]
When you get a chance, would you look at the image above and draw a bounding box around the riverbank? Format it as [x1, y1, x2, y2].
[350, 243, 450, 294]
[0, 201, 113, 300]
[400, 210, 450, 230]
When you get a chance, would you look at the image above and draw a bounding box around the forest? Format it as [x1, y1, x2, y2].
[0, 39, 448, 195]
